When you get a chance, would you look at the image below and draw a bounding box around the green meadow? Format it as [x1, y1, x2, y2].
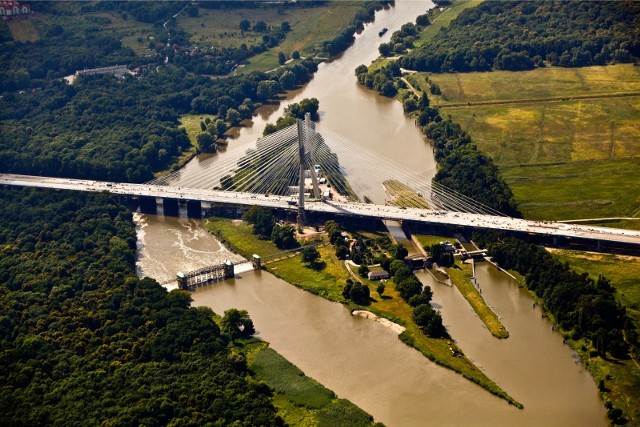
[412, 65, 640, 221]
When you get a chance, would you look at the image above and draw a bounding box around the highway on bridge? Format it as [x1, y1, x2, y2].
[3, 173, 640, 247]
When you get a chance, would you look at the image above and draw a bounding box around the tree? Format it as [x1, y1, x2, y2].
[396, 276, 422, 301]
[278, 52, 287, 65]
[254, 211, 275, 239]
[335, 245, 349, 260]
[279, 70, 295, 89]
[253, 20, 267, 32]
[256, 80, 281, 101]
[196, 132, 215, 152]
[416, 13, 430, 26]
[221, 309, 255, 340]
[242, 205, 265, 224]
[379, 43, 393, 57]
[403, 97, 418, 113]
[376, 283, 385, 296]
[393, 243, 408, 260]
[358, 264, 370, 278]
[226, 108, 241, 126]
[342, 279, 370, 305]
[292, 50, 300, 60]
[413, 304, 446, 337]
[280, 21, 291, 32]
[239, 19, 250, 32]
[301, 246, 320, 265]
[214, 119, 227, 138]
[271, 224, 298, 249]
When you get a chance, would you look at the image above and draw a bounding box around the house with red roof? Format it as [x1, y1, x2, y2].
[0, 1, 31, 19]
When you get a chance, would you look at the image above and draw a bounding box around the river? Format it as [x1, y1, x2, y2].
[135, 1, 608, 425]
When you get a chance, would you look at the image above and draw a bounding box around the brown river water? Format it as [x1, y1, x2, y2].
[135, 1, 607, 425]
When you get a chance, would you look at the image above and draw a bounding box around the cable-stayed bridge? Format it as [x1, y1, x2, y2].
[2, 118, 640, 251]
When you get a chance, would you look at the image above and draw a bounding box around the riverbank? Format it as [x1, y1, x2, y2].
[446, 261, 509, 339]
[238, 339, 382, 426]
[206, 216, 522, 408]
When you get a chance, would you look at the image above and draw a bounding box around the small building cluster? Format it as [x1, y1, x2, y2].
[75, 65, 129, 78]
[0, 1, 30, 19]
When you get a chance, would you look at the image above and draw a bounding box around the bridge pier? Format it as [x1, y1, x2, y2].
[187, 200, 202, 218]
[177, 272, 188, 290]
[162, 198, 180, 216]
[139, 196, 157, 214]
[223, 260, 235, 279]
[252, 254, 262, 270]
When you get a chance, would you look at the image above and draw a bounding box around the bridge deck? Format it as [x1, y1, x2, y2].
[2, 173, 640, 247]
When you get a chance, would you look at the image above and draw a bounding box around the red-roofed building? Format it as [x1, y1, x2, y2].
[0, 1, 31, 18]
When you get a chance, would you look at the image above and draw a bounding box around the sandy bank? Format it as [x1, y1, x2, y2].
[352, 310, 406, 334]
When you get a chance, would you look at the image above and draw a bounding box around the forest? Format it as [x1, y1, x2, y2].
[400, 1, 640, 73]
[0, 188, 282, 426]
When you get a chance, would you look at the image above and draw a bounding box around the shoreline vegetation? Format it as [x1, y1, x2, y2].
[412, 235, 508, 338]
[239, 339, 383, 427]
[206, 217, 523, 408]
[446, 261, 509, 339]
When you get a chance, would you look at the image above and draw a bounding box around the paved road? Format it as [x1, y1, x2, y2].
[3, 173, 640, 247]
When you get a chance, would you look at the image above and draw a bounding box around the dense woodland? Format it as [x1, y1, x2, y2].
[0, 189, 282, 426]
[400, 1, 640, 72]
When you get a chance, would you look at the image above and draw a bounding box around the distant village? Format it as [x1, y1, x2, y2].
[0, 1, 31, 19]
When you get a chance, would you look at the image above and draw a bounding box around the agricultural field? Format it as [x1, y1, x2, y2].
[176, 2, 362, 72]
[410, 65, 640, 221]
[423, 64, 640, 105]
[502, 159, 640, 220]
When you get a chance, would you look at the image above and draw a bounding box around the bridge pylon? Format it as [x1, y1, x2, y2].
[296, 113, 321, 228]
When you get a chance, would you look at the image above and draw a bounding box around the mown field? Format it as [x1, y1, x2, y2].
[6, 19, 39, 42]
[176, 2, 362, 72]
[548, 249, 640, 424]
[409, 65, 640, 221]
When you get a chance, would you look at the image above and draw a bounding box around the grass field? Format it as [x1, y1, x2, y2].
[447, 262, 509, 339]
[423, 65, 640, 105]
[241, 341, 378, 426]
[179, 114, 217, 144]
[411, 65, 640, 221]
[6, 19, 39, 42]
[176, 2, 362, 73]
[414, 0, 483, 46]
[547, 249, 640, 424]
[502, 159, 640, 220]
